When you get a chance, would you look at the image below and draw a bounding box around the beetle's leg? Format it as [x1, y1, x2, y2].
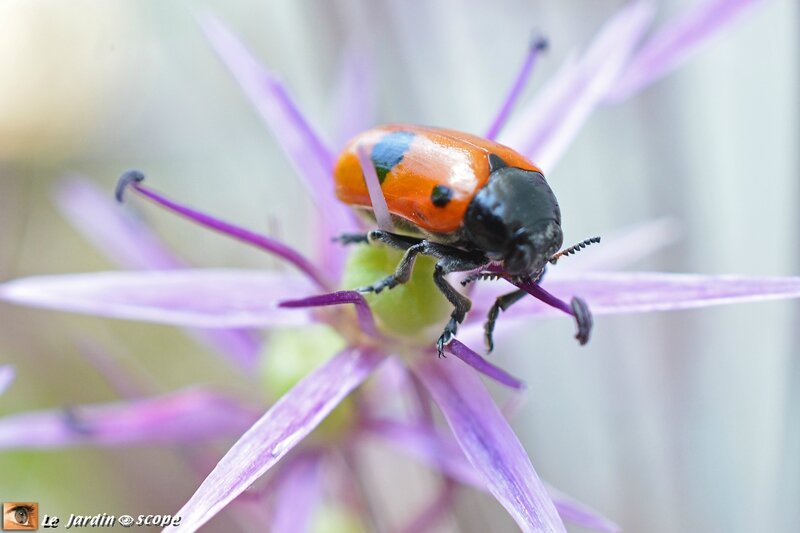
[483, 289, 527, 353]
[334, 230, 423, 249]
[428, 246, 490, 357]
[366, 230, 424, 250]
[333, 233, 369, 245]
[357, 242, 426, 294]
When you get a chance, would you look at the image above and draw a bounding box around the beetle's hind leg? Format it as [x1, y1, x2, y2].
[483, 289, 527, 353]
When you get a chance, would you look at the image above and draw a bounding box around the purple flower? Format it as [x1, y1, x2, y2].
[0, 1, 791, 532]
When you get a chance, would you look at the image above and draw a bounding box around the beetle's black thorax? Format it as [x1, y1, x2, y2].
[462, 163, 562, 275]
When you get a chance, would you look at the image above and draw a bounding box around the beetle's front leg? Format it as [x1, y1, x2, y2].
[428, 246, 490, 357]
[335, 230, 423, 250]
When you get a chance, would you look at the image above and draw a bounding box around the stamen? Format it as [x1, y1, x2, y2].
[115, 171, 331, 290]
[477, 263, 593, 343]
[279, 291, 379, 338]
[512, 277, 593, 344]
[115, 169, 145, 202]
[485, 34, 549, 141]
[549, 236, 601, 265]
[356, 144, 394, 232]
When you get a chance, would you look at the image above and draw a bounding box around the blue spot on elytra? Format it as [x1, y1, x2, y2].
[370, 130, 415, 183]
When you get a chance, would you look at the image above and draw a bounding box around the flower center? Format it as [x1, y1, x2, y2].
[340, 245, 450, 341]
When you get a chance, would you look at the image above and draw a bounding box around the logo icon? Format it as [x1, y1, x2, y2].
[2, 503, 38, 530]
[118, 515, 134, 527]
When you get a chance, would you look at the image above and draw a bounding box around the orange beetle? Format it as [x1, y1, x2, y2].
[334, 124, 593, 355]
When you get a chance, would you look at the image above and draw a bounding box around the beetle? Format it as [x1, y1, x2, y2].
[333, 124, 596, 355]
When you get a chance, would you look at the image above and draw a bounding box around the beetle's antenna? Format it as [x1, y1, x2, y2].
[549, 236, 601, 265]
[461, 271, 503, 287]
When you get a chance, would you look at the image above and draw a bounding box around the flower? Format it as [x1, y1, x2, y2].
[0, 0, 794, 532]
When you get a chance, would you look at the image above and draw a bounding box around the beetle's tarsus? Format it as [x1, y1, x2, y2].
[334, 233, 369, 245]
[436, 318, 458, 358]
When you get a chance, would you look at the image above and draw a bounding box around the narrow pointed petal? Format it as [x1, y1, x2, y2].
[357, 144, 394, 232]
[363, 418, 620, 532]
[197, 12, 358, 278]
[56, 177, 262, 370]
[279, 291, 379, 338]
[331, 47, 376, 147]
[0, 388, 258, 449]
[270, 453, 323, 533]
[197, 13, 336, 203]
[545, 486, 621, 533]
[444, 339, 526, 391]
[413, 357, 566, 533]
[165, 348, 384, 533]
[471, 272, 800, 320]
[609, 0, 764, 101]
[55, 176, 183, 270]
[0, 366, 14, 396]
[361, 418, 485, 488]
[124, 177, 330, 289]
[500, 1, 655, 172]
[0, 270, 316, 328]
[485, 36, 548, 141]
[558, 217, 680, 273]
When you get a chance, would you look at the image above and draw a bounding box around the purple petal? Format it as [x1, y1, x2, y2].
[444, 339, 526, 391]
[56, 176, 262, 371]
[0, 388, 258, 449]
[500, 0, 655, 172]
[0, 269, 317, 328]
[471, 272, 800, 320]
[0, 366, 14, 396]
[279, 290, 379, 338]
[331, 47, 376, 147]
[361, 418, 485, 488]
[397, 481, 456, 533]
[165, 348, 384, 532]
[545, 486, 621, 533]
[197, 12, 358, 279]
[609, 0, 764, 101]
[557, 218, 680, 273]
[485, 37, 548, 141]
[356, 144, 394, 232]
[270, 453, 323, 533]
[125, 177, 330, 290]
[413, 356, 566, 533]
[362, 418, 618, 532]
[55, 176, 183, 270]
[362, 418, 620, 532]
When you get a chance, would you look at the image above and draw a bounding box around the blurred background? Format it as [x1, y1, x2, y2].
[0, 0, 797, 531]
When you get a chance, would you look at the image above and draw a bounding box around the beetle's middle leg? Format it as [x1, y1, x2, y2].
[428, 246, 490, 357]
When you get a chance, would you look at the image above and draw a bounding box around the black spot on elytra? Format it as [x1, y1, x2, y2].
[431, 184, 453, 207]
[370, 130, 415, 183]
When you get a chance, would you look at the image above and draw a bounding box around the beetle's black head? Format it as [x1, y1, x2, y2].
[464, 165, 562, 277]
